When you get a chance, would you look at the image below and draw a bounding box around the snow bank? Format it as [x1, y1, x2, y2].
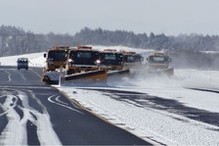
[0, 52, 45, 67]
[56, 68, 219, 145]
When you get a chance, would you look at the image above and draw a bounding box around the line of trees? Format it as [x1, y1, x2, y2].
[1, 25, 219, 57]
[0, 25, 219, 68]
[0, 25, 76, 56]
[73, 27, 219, 51]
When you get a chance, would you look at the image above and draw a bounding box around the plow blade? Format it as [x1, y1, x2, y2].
[41, 71, 61, 85]
[145, 68, 174, 77]
[42, 69, 130, 85]
[107, 69, 130, 77]
[64, 70, 107, 81]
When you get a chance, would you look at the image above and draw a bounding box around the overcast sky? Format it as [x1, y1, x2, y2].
[0, 0, 218, 36]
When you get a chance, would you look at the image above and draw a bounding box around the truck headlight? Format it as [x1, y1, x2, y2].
[95, 59, 101, 65]
[68, 59, 73, 62]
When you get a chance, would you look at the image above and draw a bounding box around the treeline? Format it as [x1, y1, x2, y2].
[0, 25, 219, 68]
[74, 27, 219, 51]
[0, 25, 76, 56]
[1, 25, 219, 57]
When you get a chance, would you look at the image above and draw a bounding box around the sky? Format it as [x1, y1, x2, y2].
[0, 0, 219, 36]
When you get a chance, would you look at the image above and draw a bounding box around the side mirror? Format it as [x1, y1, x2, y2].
[43, 53, 46, 58]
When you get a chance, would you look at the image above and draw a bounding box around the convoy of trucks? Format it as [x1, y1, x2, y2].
[41, 45, 174, 84]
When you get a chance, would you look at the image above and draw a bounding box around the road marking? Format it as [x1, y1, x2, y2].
[29, 68, 42, 78]
[17, 71, 26, 81]
[55, 96, 69, 105]
[4, 70, 12, 82]
[48, 94, 84, 115]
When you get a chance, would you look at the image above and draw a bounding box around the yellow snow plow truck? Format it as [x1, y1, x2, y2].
[65, 46, 100, 74]
[123, 51, 143, 64]
[146, 52, 174, 76]
[43, 45, 70, 72]
[99, 49, 130, 77]
[64, 45, 107, 81]
[42, 45, 70, 83]
[99, 49, 125, 71]
[122, 51, 143, 71]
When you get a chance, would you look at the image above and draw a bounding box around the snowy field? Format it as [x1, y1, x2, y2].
[0, 46, 219, 145]
[57, 69, 219, 145]
[0, 52, 45, 67]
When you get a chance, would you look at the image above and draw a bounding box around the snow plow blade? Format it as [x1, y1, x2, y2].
[164, 68, 174, 76]
[41, 71, 60, 85]
[107, 68, 130, 77]
[64, 70, 107, 81]
[146, 68, 174, 77]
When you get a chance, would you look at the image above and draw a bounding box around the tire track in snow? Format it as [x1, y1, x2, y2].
[83, 87, 219, 128]
[0, 88, 62, 145]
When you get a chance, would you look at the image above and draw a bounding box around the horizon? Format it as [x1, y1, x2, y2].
[2, 25, 219, 37]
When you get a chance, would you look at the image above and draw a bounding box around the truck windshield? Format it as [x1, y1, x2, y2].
[104, 54, 116, 60]
[18, 58, 28, 63]
[127, 56, 134, 62]
[48, 50, 67, 61]
[100, 53, 123, 65]
[70, 51, 99, 65]
[76, 52, 92, 58]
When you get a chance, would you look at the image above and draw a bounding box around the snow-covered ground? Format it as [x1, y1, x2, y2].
[0, 52, 45, 67]
[1, 46, 219, 145]
[57, 69, 219, 145]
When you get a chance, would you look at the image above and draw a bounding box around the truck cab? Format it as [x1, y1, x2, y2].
[66, 46, 101, 74]
[123, 51, 143, 69]
[146, 52, 174, 76]
[43, 45, 70, 72]
[99, 49, 124, 71]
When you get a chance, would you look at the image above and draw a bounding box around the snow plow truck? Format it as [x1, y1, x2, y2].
[42, 45, 70, 83]
[145, 52, 174, 76]
[122, 51, 143, 72]
[64, 45, 107, 81]
[43, 45, 70, 72]
[99, 49, 130, 76]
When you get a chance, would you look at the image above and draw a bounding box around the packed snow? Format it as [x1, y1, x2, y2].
[1, 46, 219, 145]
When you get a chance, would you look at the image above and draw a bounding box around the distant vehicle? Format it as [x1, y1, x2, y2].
[17, 58, 29, 70]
